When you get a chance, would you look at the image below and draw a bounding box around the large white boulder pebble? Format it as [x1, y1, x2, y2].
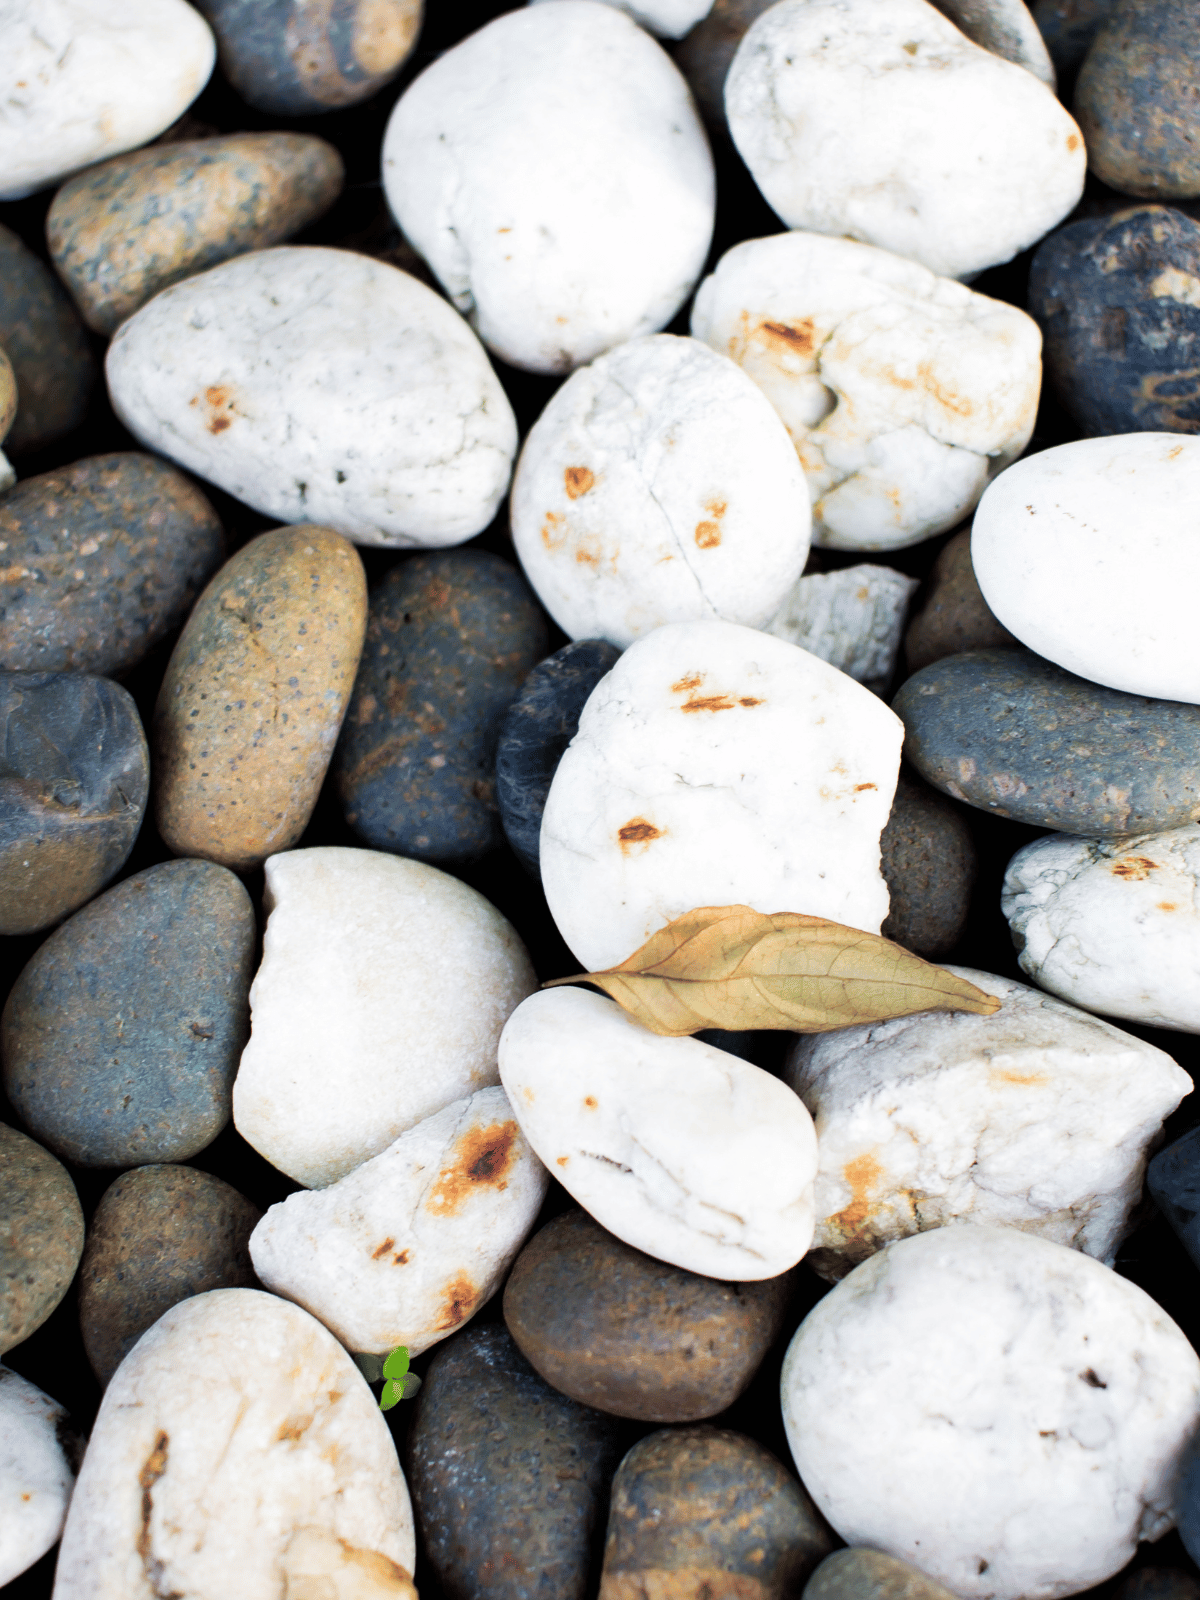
[782, 1226, 1200, 1600]
[510, 334, 810, 646]
[784, 968, 1192, 1281]
[0, 1367, 77, 1587]
[1003, 827, 1200, 1035]
[529, 0, 715, 38]
[233, 848, 537, 1189]
[0, 0, 215, 201]
[540, 619, 903, 971]
[105, 246, 518, 548]
[250, 1087, 549, 1357]
[725, 0, 1085, 283]
[764, 565, 918, 687]
[382, 2, 715, 374]
[52, 1289, 417, 1600]
[690, 232, 1042, 550]
[499, 987, 818, 1279]
[973, 435, 1200, 704]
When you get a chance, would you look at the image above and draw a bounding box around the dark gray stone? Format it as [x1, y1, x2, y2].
[1033, 0, 1119, 78]
[1147, 1124, 1200, 1273]
[804, 1550, 960, 1600]
[1114, 1570, 1200, 1600]
[0, 1123, 84, 1356]
[1177, 1433, 1200, 1572]
[880, 766, 977, 959]
[0, 222, 96, 457]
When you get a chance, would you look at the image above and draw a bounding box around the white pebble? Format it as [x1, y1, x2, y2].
[764, 565, 918, 686]
[0, 1367, 77, 1588]
[529, 0, 716, 38]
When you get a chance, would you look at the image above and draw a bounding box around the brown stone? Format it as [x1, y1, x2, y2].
[0, 1123, 84, 1355]
[152, 524, 367, 872]
[880, 765, 977, 959]
[0, 222, 96, 457]
[0, 344, 16, 445]
[903, 526, 1017, 676]
[803, 1550, 960, 1600]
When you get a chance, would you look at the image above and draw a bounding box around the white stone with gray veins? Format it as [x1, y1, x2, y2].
[539, 619, 903, 972]
[1003, 827, 1200, 1035]
[784, 968, 1192, 1283]
[973, 436, 1200, 704]
[782, 1226, 1200, 1600]
[0, 1367, 78, 1588]
[691, 232, 1042, 550]
[764, 565, 918, 687]
[250, 1087, 549, 1358]
[510, 334, 811, 646]
[0, 0, 215, 201]
[52, 1289, 418, 1600]
[529, 0, 716, 39]
[725, 0, 1085, 283]
[381, 2, 715, 374]
[233, 848, 537, 1189]
[105, 246, 517, 548]
[500, 987, 818, 1278]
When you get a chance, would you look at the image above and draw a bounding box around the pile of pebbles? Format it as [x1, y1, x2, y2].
[2, 0, 1200, 1597]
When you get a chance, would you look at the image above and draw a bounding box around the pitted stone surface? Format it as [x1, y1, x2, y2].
[879, 766, 977, 958]
[0, 1125, 84, 1355]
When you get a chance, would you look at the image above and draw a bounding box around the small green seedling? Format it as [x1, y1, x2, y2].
[379, 1345, 421, 1411]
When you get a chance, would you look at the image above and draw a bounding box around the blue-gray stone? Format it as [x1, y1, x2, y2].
[1147, 1125, 1200, 1273]
[1177, 1431, 1200, 1571]
[1032, 0, 1119, 79]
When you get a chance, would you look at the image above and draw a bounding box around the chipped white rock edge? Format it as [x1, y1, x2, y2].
[764, 565, 919, 686]
[105, 245, 518, 548]
[782, 1226, 1200, 1600]
[973, 435, 1200, 704]
[510, 334, 811, 646]
[1003, 828, 1200, 1035]
[382, 1, 715, 375]
[691, 232, 1042, 550]
[233, 847, 537, 1189]
[725, 0, 1085, 283]
[529, 0, 716, 39]
[0, 1367, 78, 1588]
[250, 1087, 549, 1357]
[51, 1289, 417, 1600]
[540, 618, 903, 972]
[784, 967, 1192, 1282]
[499, 986, 818, 1279]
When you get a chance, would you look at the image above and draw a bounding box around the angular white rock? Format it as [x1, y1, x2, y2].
[52, 1289, 417, 1600]
[0, 1367, 77, 1587]
[782, 1227, 1200, 1600]
[382, 2, 715, 374]
[250, 1087, 549, 1357]
[540, 618, 903, 971]
[973, 435, 1200, 704]
[0, 0, 215, 201]
[690, 232, 1042, 550]
[725, 0, 1085, 283]
[784, 967, 1192, 1281]
[105, 246, 517, 548]
[233, 848, 537, 1189]
[1003, 828, 1200, 1035]
[499, 987, 818, 1278]
[764, 565, 918, 685]
[529, 0, 716, 37]
[511, 334, 810, 646]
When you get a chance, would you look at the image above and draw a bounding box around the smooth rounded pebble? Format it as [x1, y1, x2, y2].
[48, 132, 345, 336]
[504, 1208, 794, 1422]
[106, 245, 518, 547]
[726, 0, 1084, 283]
[152, 523, 366, 872]
[765, 565, 918, 691]
[78, 1164, 260, 1388]
[530, 0, 715, 38]
[2, 859, 256, 1168]
[0, 1124, 84, 1356]
[512, 334, 810, 643]
[0, 453, 224, 677]
[499, 987, 819, 1280]
[0, 346, 15, 490]
[333, 550, 549, 864]
[0, 670, 149, 937]
[903, 525, 1017, 675]
[541, 619, 903, 972]
[233, 847, 537, 1189]
[1003, 825, 1200, 1033]
[0, 223, 96, 457]
[250, 1086, 548, 1357]
[691, 233, 1042, 550]
[894, 648, 1200, 835]
[972, 435, 1200, 702]
[52, 1288, 417, 1600]
[805, 1550, 962, 1600]
[784, 967, 1190, 1280]
[879, 766, 977, 958]
[782, 1226, 1200, 1600]
[0, 1366, 79, 1587]
[382, 2, 715, 375]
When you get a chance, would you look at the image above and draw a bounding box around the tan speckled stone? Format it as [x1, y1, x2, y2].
[152, 524, 367, 871]
[0, 345, 16, 491]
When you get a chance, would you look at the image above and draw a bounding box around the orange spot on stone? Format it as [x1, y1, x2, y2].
[694, 521, 721, 548]
[425, 1121, 519, 1215]
[584, 1096, 598, 1109]
[435, 1273, 479, 1331]
[541, 510, 566, 549]
[671, 672, 704, 693]
[1112, 857, 1159, 880]
[371, 1237, 396, 1260]
[1158, 902, 1179, 912]
[759, 318, 816, 355]
[564, 466, 595, 498]
[829, 1152, 884, 1238]
[618, 817, 663, 851]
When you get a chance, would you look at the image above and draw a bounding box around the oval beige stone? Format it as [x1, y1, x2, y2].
[153, 524, 367, 871]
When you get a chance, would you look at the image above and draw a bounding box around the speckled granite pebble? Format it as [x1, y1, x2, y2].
[0, 224, 96, 457]
[0, 1124, 83, 1355]
[504, 1209, 794, 1423]
[1, 859, 255, 1168]
[903, 527, 1018, 675]
[0, 454, 224, 677]
[880, 767, 977, 958]
[48, 133, 344, 336]
[333, 551, 549, 865]
[894, 648, 1200, 834]
[0, 671, 149, 936]
[406, 1323, 622, 1600]
[804, 1550, 961, 1600]
[78, 1164, 260, 1387]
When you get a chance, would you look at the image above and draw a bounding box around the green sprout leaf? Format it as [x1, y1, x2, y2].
[382, 1346, 410, 1382]
[380, 1380, 403, 1411]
